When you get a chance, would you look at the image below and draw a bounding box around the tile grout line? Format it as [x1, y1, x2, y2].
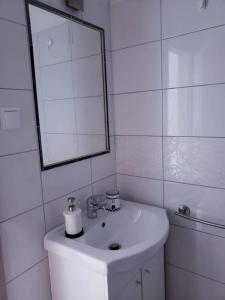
[0, 87, 32, 91]
[0, 16, 26, 27]
[111, 81, 225, 96]
[0, 149, 38, 159]
[90, 159, 94, 195]
[111, 22, 225, 53]
[6, 257, 48, 285]
[0, 203, 44, 225]
[115, 134, 225, 139]
[166, 263, 225, 286]
[159, 0, 165, 209]
[0, 176, 119, 224]
[117, 172, 225, 192]
[170, 223, 225, 240]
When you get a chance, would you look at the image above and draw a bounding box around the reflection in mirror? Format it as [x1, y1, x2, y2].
[27, 2, 110, 169]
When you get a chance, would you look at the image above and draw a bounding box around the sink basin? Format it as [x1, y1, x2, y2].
[44, 200, 169, 275]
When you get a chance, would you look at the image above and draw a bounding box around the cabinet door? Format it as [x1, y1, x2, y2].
[116, 271, 142, 300]
[142, 249, 165, 300]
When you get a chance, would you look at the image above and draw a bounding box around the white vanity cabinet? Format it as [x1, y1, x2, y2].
[116, 272, 142, 300]
[115, 249, 165, 300]
[142, 249, 165, 300]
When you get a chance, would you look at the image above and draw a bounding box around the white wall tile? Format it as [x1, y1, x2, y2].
[113, 42, 161, 94]
[116, 136, 163, 179]
[0, 152, 42, 222]
[162, 26, 225, 88]
[76, 97, 105, 135]
[164, 181, 225, 238]
[93, 175, 117, 195]
[107, 95, 115, 136]
[44, 185, 92, 231]
[110, 0, 160, 50]
[45, 133, 78, 165]
[82, 0, 111, 50]
[0, 19, 32, 89]
[44, 99, 76, 134]
[106, 51, 113, 94]
[117, 174, 163, 208]
[73, 55, 104, 98]
[40, 61, 74, 100]
[162, 0, 225, 38]
[77, 134, 107, 157]
[163, 85, 225, 137]
[41, 158, 91, 202]
[6, 259, 51, 300]
[0, 207, 46, 282]
[0, 0, 26, 24]
[91, 137, 116, 182]
[166, 264, 225, 300]
[0, 90, 37, 156]
[38, 21, 71, 66]
[71, 21, 101, 59]
[166, 225, 225, 283]
[164, 137, 225, 188]
[114, 91, 162, 136]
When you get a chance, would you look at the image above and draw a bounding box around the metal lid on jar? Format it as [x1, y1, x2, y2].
[105, 191, 120, 199]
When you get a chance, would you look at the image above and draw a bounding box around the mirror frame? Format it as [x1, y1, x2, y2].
[25, 0, 110, 171]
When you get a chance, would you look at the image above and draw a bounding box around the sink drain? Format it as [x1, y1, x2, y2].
[108, 243, 122, 250]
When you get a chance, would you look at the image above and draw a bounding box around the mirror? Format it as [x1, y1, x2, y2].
[26, 1, 110, 170]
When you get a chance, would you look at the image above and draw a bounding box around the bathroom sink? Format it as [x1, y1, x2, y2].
[44, 200, 169, 275]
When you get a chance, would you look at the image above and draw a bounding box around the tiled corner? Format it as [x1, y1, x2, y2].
[117, 174, 163, 208]
[93, 175, 117, 195]
[0, 207, 46, 282]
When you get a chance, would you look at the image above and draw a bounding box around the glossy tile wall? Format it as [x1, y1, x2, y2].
[110, 0, 225, 299]
[0, 1, 115, 299]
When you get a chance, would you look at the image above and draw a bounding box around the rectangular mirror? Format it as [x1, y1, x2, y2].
[26, 0, 110, 170]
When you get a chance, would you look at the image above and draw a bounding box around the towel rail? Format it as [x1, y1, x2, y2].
[174, 205, 225, 230]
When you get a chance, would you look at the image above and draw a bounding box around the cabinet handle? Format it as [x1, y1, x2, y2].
[144, 269, 151, 274]
[135, 280, 141, 285]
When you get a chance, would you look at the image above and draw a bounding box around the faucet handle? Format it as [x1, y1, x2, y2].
[87, 196, 97, 207]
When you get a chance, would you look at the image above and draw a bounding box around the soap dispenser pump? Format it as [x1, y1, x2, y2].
[63, 197, 83, 239]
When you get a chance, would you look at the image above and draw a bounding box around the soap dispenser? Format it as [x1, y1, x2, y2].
[63, 197, 83, 239]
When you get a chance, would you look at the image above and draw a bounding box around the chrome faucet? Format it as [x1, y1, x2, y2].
[86, 195, 106, 219]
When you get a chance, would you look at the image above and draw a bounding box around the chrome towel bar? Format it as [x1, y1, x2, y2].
[175, 205, 225, 230]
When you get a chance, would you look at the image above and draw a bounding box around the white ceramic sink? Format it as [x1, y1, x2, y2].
[44, 200, 169, 275]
